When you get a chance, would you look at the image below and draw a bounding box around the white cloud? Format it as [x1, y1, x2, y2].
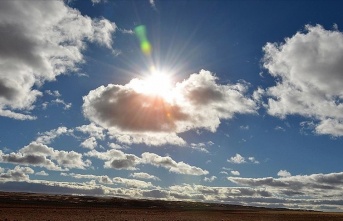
[204, 176, 217, 182]
[1, 171, 343, 211]
[113, 177, 153, 189]
[240, 125, 249, 130]
[86, 149, 140, 170]
[231, 170, 240, 176]
[248, 157, 259, 164]
[80, 137, 97, 149]
[61, 172, 113, 184]
[36, 127, 73, 144]
[228, 154, 246, 164]
[0, 166, 34, 181]
[149, 0, 157, 10]
[0, 142, 89, 170]
[83, 70, 256, 146]
[263, 25, 343, 137]
[129, 172, 160, 181]
[76, 123, 105, 140]
[36, 170, 49, 176]
[190, 143, 210, 153]
[228, 154, 259, 164]
[219, 171, 229, 175]
[277, 170, 291, 177]
[141, 152, 208, 176]
[87, 149, 208, 175]
[0, 1, 115, 120]
[45, 90, 61, 97]
[51, 98, 72, 110]
[228, 171, 343, 199]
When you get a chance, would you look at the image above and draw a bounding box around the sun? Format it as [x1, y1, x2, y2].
[145, 70, 172, 95]
[130, 67, 175, 102]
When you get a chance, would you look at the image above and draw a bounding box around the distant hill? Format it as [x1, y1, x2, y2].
[0, 191, 306, 212]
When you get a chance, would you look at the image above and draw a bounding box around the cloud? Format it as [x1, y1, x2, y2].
[228, 153, 259, 164]
[263, 25, 343, 137]
[1, 169, 343, 211]
[86, 149, 140, 170]
[149, 0, 157, 10]
[277, 170, 291, 177]
[141, 152, 208, 175]
[0, 142, 89, 170]
[80, 137, 97, 149]
[87, 149, 208, 175]
[76, 123, 105, 140]
[231, 170, 240, 176]
[0, 166, 34, 182]
[36, 127, 73, 144]
[129, 172, 160, 181]
[83, 70, 257, 146]
[61, 172, 113, 184]
[50, 98, 72, 110]
[35, 170, 49, 176]
[113, 177, 153, 189]
[190, 142, 211, 153]
[227, 154, 246, 164]
[204, 176, 217, 182]
[0, 1, 115, 120]
[228, 171, 343, 198]
[45, 90, 61, 97]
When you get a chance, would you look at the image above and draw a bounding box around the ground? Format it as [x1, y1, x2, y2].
[0, 192, 342, 221]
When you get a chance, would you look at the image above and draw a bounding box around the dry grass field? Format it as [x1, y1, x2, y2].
[0, 192, 342, 221]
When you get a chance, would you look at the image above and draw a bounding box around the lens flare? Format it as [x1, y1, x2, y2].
[135, 25, 152, 56]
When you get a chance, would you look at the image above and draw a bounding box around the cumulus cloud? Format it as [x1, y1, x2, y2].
[0, 142, 89, 170]
[86, 149, 140, 170]
[86, 149, 208, 175]
[263, 25, 343, 137]
[80, 137, 97, 149]
[0, 1, 115, 120]
[36, 127, 73, 144]
[113, 177, 153, 189]
[141, 152, 208, 175]
[277, 170, 291, 177]
[0, 166, 34, 181]
[36, 170, 49, 176]
[204, 176, 217, 182]
[227, 154, 246, 164]
[61, 172, 113, 184]
[228, 171, 343, 198]
[129, 172, 160, 181]
[76, 123, 105, 140]
[231, 170, 240, 176]
[228, 153, 259, 164]
[1, 169, 343, 211]
[83, 70, 257, 146]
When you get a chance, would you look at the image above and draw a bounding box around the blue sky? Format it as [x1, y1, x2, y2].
[1, 0, 343, 211]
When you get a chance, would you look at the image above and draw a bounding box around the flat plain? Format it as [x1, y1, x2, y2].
[0, 192, 342, 221]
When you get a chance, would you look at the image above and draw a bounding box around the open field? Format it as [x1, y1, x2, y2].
[0, 192, 342, 221]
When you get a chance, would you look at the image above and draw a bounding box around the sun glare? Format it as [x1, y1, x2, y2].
[145, 71, 171, 94]
[130, 67, 175, 102]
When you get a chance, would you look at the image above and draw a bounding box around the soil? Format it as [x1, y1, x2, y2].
[0, 191, 342, 221]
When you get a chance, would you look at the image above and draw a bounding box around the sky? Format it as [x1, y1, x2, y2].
[0, 0, 343, 212]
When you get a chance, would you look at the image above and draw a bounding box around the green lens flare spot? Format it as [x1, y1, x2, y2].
[141, 41, 152, 55]
[135, 25, 152, 56]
